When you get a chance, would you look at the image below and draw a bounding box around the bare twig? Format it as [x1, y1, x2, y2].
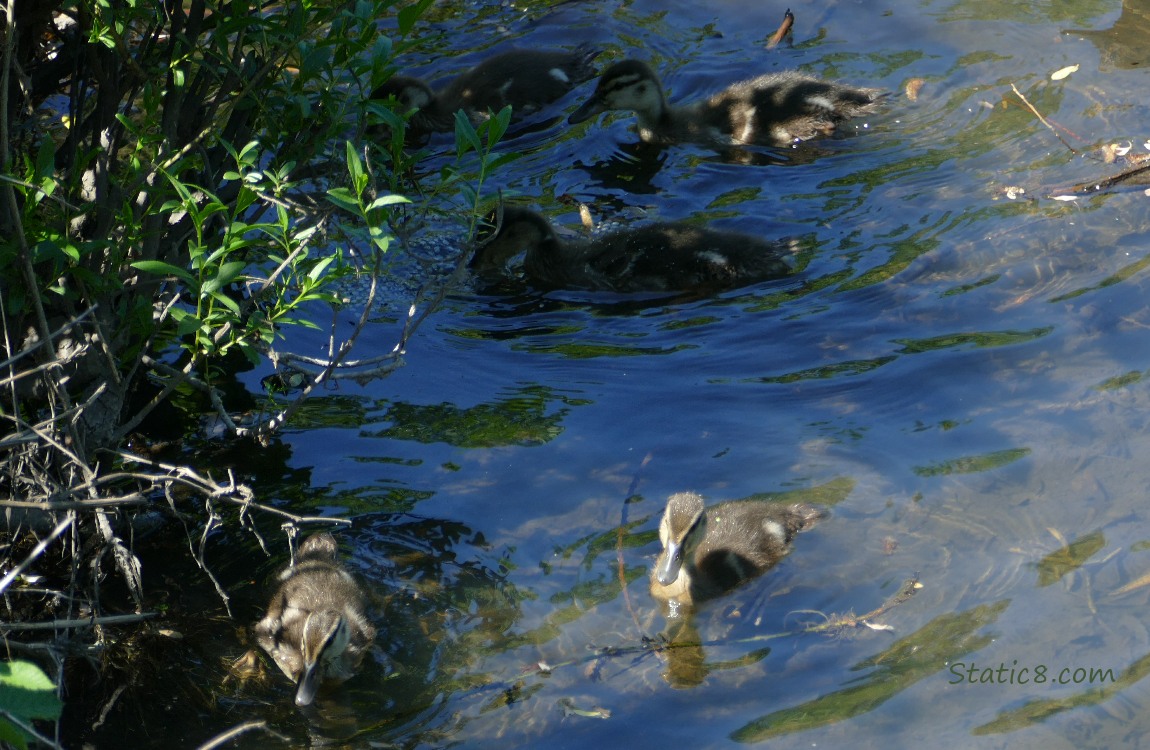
[0, 611, 158, 631]
[1010, 83, 1079, 155]
[0, 515, 74, 596]
[196, 720, 290, 750]
[0, 307, 98, 374]
[0, 706, 64, 750]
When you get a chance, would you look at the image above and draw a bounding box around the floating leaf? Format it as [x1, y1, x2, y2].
[1050, 64, 1079, 80]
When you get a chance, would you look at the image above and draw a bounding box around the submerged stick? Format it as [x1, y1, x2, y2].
[1049, 160, 1150, 198]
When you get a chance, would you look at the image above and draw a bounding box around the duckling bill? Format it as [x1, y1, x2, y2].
[470, 206, 793, 293]
[255, 532, 375, 706]
[569, 59, 884, 147]
[651, 492, 824, 607]
[373, 46, 600, 138]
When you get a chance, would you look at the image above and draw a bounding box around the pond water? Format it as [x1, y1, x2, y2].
[115, 0, 1150, 747]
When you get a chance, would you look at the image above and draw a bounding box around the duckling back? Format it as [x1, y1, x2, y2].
[443, 46, 600, 116]
[704, 70, 885, 146]
[375, 46, 600, 137]
[471, 206, 793, 293]
[542, 222, 795, 292]
[650, 492, 824, 607]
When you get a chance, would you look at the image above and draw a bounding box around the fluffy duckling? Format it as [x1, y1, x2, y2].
[651, 492, 824, 607]
[470, 206, 792, 293]
[255, 532, 376, 706]
[568, 59, 884, 147]
[373, 46, 600, 137]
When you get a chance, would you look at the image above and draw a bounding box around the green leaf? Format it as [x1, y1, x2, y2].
[454, 111, 482, 157]
[368, 224, 393, 254]
[172, 309, 204, 337]
[201, 261, 246, 296]
[486, 105, 512, 147]
[366, 194, 410, 211]
[0, 718, 28, 750]
[307, 255, 336, 281]
[327, 187, 361, 213]
[0, 660, 63, 728]
[483, 151, 522, 172]
[345, 141, 366, 194]
[397, 0, 433, 35]
[131, 260, 196, 286]
[206, 289, 241, 315]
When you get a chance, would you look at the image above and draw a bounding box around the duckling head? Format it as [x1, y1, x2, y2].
[372, 75, 436, 113]
[470, 207, 558, 273]
[654, 492, 706, 587]
[294, 610, 351, 707]
[297, 531, 339, 564]
[569, 60, 667, 126]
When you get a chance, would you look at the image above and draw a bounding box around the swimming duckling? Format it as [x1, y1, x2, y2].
[470, 206, 792, 293]
[255, 532, 376, 706]
[650, 492, 824, 607]
[568, 59, 884, 147]
[373, 46, 600, 137]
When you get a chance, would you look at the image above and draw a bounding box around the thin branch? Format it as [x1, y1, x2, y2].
[108, 451, 352, 526]
[0, 174, 82, 211]
[0, 307, 98, 374]
[0, 516, 74, 596]
[0, 612, 158, 631]
[1010, 83, 1079, 155]
[0, 706, 64, 750]
[196, 720, 290, 750]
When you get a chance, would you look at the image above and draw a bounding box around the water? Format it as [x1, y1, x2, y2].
[109, 1, 1150, 747]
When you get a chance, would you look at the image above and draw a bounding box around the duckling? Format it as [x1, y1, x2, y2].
[470, 206, 792, 293]
[254, 532, 376, 706]
[650, 492, 824, 607]
[568, 59, 884, 147]
[373, 46, 600, 137]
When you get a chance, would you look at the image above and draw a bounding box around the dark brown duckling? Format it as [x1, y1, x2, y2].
[569, 59, 884, 147]
[650, 492, 824, 607]
[255, 532, 375, 706]
[373, 46, 601, 137]
[470, 206, 793, 293]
